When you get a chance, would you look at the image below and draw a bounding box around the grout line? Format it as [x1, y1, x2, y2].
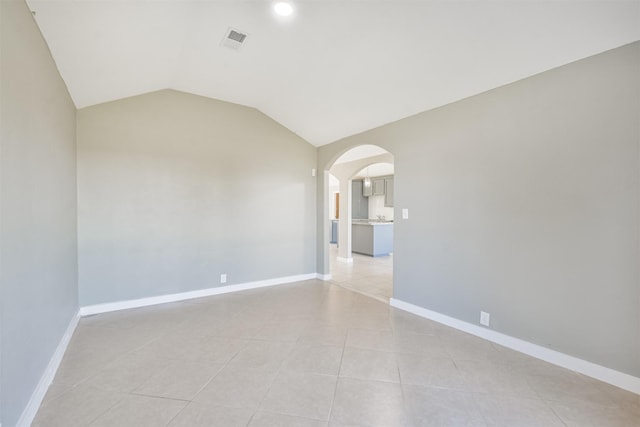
[249, 340, 296, 416]
[163, 403, 187, 427]
[548, 404, 570, 427]
[326, 323, 350, 423]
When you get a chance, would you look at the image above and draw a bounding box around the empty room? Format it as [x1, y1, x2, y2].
[1, 0, 639, 426]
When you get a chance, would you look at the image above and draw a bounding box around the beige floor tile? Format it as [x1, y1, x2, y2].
[207, 317, 269, 339]
[282, 343, 344, 375]
[249, 411, 330, 426]
[72, 324, 156, 356]
[52, 351, 119, 387]
[260, 371, 338, 420]
[329, 246, 393, 302]
[473, 394, 565, 426]
[64, 325, 126, 352]
[389, 311, 439, 335]
[488, 342, 552, 367]
[314, 309, 353, 327]
[345, 328, 395, 352]
[227, 340, 295, 371]
[397, 354, 467, 390]
[133, 360, 223, 400]
[339, 347, 400, 383]
[330, 377, 405, 426]
[88, 394, 186, 426]
[504, 350, 581, 379]
[345, 313, 392, 331]
[40, 382, 74, 406]
[439, 332, 504, 363]
[82, 352, 171, 392]
[253, 319, 311, 342]
[599, 382, 640, 413]
[455, 359, 538, 398]
[80, 311, 139, 330]
[403, 384, 487, 427]
[168, 402, 254, 427]
[549, 399, 640, 426]
[184, 335, 250, 363]
[126, 334, 187, 361]
[349, 296, 390, 315]
[185, 309, 242, 331]
[136, 333, 249, 364]
[298, 324, 348, 347]
[393, 332, 450, 358]
[527, 371, 617, 406]
[32, 384, 123, 427]
[193, 364, 276, 409]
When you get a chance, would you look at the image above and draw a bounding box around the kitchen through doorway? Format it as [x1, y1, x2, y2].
[327, 145, 394, 302]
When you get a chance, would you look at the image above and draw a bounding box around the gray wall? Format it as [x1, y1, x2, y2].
[0, 1, 79, 425]
[318, 42, 640, 377]
[77, 90, 317, 306]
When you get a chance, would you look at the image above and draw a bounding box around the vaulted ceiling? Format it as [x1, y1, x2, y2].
[27, 0, 640, 146]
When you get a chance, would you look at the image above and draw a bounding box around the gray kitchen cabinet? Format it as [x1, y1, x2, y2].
[352, 180, 369, 219]
[384, 177, 394, 207]
[372, 178, 385, 196]
[352, 222, 393, 257]
[330, 220, 338, 244]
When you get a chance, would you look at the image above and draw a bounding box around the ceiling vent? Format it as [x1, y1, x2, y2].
[222, 28, 248, 51]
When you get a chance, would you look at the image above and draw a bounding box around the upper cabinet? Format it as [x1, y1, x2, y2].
[361, 174, 394, 207]
[372, 178, 385, 196]
[384, 177, 394, 207]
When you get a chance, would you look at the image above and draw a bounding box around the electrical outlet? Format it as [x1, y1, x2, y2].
[220, 273, 227, 284]
[311, 168, 316, 177]
[480, 311, 490, 326]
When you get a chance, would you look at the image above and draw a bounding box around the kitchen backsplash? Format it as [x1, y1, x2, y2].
[369, 194, 394, 220]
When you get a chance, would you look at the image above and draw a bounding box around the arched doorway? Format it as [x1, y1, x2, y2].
[325, 145, 395, 302]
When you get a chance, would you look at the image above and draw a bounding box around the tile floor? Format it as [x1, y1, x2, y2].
[329, 244, 393, 302]
[34, 277, 639, 426]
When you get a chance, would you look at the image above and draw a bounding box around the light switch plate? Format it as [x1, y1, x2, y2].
[402, 208, 409, 219]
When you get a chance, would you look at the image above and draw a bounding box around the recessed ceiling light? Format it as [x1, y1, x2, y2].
[274, 2, 293, 17]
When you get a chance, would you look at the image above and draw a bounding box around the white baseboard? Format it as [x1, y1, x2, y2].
[17, 311, 80, 427]
[390, 298, 640, 395]
[80, 273, 318, 316]
[316, 273, 332, 281]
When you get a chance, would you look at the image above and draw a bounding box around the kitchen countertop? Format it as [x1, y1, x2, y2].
[352, 220, 393, 225]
